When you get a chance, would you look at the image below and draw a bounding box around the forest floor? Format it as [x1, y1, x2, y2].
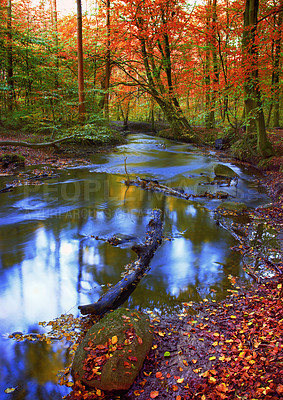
[124, 127, 283, 400]
[1, 124, 283, 399]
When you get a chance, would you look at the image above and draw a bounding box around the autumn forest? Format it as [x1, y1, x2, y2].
[1, 1, 283, 399]
[0, 0, 282, 158]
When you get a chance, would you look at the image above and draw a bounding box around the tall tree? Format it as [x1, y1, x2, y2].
[104, 0, 111, 121]
[242, 0, 273, 157]
[76, 0, 86, 118]
[204, 0, 213, 129]
[51, 0, 59, 89]
[273, 0, 282, 127]
[116, 0, 192, 137]
[7, 0, 14, 111]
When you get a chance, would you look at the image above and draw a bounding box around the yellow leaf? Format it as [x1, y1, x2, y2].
[112, 335, 118, 345]
[208, 376, 217, 384]
[5, 388, 16, 393]
[209, 356, 216, 361]
[177, 378, 184, 383]
[230, 315, 237, 319]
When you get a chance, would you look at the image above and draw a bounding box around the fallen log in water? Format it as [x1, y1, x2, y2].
[125, 177, 229, 200]
[78, 209, 163, 316]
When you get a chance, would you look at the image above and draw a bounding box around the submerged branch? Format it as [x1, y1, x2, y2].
[124, 177, 229, 200]
[78, 209, 163, 316]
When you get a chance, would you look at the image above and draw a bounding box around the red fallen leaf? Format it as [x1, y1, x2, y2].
[96, 344, 107, 350]
[128, 356, 138, 362]
[156, 371, 163, 378]
[124, 361, 131, 368]
[216, 382, 229, 393]
[137, 336, 143, 345]
[172, 385, 178, 391]
[150, 390, 159, 398]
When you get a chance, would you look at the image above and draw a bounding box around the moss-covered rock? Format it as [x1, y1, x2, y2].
[214, 163, 239, 179]
[217, 201, 247, 212]
[72, 308, 153, 392]
[0, 153, 25, 169]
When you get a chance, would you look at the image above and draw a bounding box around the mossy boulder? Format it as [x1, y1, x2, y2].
[217, 201, 247, 212]
[0, 154, 25, 169]
[214, 163, 239, 179]
[72, 308, 153, 392]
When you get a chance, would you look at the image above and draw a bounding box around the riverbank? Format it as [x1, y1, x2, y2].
[1, 124, 282, 399]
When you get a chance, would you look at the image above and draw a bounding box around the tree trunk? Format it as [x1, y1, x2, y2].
[76, 0, 86, 118]
[242, 0, 273, 157]
[104, 0, 111, 121]
[211, 0, 219, 125]
[204, 0, 215, 129]
[78, 210, 163, 316]
[273, 0, 282, 127]
[51, 0, 59, 90]
[7, 0, 14, 112]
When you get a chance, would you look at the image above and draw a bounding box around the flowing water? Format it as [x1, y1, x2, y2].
[0, 134, 270, 399]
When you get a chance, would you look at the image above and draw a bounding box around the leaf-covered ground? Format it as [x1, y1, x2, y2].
[4, 126, 283, 399]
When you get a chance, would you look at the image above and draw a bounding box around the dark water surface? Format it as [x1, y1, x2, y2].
[0, 134, 270, 398]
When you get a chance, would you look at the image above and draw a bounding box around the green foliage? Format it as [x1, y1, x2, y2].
[64, 123, 125, 146]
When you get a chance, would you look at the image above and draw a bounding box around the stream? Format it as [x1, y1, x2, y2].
[0, 133, 271, 399]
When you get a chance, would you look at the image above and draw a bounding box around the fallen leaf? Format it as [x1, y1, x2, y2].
[216, 382, 229, 393]
[4, 388, 16, 393]
[150, 390, 159, 398]
[111, 335, 118, 345]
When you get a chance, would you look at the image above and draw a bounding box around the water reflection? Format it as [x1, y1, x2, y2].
[0, 134, 270, 398]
